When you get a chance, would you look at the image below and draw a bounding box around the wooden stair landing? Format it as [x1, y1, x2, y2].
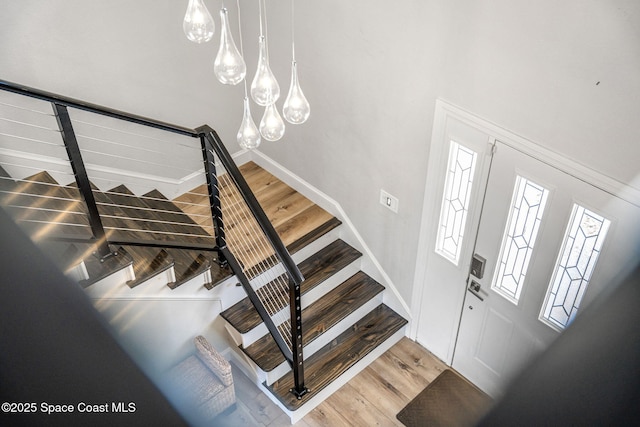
[0, 162, 342, 292]
[173, 161, 341, 264]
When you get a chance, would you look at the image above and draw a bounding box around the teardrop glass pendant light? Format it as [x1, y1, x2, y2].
[214, 8, 246, 85]
[283, 61, 310, 124]
[250, 1, 279, 106]
[237, 97, 261, 149]
[183, 0, 215, 43]
[260, 102, 286, 141]
[251, 36, 280, 106]
[283, 0, 310, 124]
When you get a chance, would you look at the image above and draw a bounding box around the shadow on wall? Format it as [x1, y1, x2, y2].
[0, 207, 187, 426]
[479, 259, 640, 426]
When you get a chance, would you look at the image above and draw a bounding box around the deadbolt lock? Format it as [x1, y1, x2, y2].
[471, 253, 486, 279]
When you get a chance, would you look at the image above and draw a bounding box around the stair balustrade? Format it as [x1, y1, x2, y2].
[0, 79, 307, 398]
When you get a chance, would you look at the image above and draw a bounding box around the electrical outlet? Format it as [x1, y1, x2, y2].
[380, 189, 399, 213]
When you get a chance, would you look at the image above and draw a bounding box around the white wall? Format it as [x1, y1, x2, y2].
[257, 0, 640, 311]
[2, 0, 639, 355]
[0, 0, 246, 145]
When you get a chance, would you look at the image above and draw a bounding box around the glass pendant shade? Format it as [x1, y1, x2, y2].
[283, 61, 310, 124]
[259, 102, 286, 141]
[214, 8, 246, 85]
[237, 97, 261, 149]
[183, 0, 215, 43]
[251, 36, 280, 106]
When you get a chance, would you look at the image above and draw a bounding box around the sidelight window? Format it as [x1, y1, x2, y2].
[435, 141, 478, 265]
[540, 204, 611, 330]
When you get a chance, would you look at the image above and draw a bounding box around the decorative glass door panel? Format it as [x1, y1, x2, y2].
[453, 141, 640, 398]
[540, 205, 611, 330]
[492, 176, 549, 304]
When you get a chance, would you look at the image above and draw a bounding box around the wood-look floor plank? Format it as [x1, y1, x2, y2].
[323, 383, 399, 427]
[303, 401, 351, 427]
[346, 365, 409, 422]
[388, 336, 446, 385]
[216, 339, 448, 427]
[369, 352, 431, 401]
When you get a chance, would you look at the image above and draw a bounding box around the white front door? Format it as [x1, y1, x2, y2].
[452, 141, 640, 397]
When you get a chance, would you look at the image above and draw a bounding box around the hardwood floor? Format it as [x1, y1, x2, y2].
[215, 337, 447, 426]
[173, 162, 336, 244]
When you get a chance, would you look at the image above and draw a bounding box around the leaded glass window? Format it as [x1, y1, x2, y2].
[540, 205, 611, 330]
[492, 176, 549, 304]
[435, 141, 478, 265]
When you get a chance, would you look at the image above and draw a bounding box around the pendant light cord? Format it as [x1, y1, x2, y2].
[258, 0, 264, 38]
[291, 0, 296, 61]
[236, 0, 248, 97]
[259, 0, 270, 57]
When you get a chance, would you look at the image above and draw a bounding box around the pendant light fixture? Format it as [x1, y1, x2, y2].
[234, 0, 261, 149]
[260, 102, 286, 141]
[250, 0, 280, 106]
[214, 7, 246, 85]
[237, 96, 261, 149]
[252, 0, 285, 141]
[181, 0, 311, 148]
[283, 0, 310, 124]
[183, 0, 215, 44]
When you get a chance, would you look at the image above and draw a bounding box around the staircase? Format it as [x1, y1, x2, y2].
[0, 80, 409, 424]
[0, 159, 408, 422]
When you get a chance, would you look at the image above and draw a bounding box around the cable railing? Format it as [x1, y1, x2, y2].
[0, 79, 308, 399]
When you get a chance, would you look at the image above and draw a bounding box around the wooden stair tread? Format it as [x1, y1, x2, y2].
[142, 189, 212, 235]
[279, 206, 341, 256]
[4, 172, 91, 238]
[243, 271, 385, 372]
[2, 162, 339, 293]
[105, 186, 213, 245]
[97, 186, 219, 288]
[221, 239, 362, 334]
[140, 189, 229, 288]
[267, 304, 408, 410]
[174, 162, 339, 252]
[78, 246, 134, 288]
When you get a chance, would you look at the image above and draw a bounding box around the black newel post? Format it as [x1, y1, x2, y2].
[53, 103, 111, 259]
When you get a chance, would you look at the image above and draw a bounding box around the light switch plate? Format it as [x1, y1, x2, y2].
[380, 189, 399, 213]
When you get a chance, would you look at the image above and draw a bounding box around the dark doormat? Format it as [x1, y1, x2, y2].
[397, 369, 493, 427]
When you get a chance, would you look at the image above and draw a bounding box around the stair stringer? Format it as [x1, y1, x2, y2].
[246, 150, 412, 323]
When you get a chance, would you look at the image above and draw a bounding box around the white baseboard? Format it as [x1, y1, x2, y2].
[248, 149, 412, 321]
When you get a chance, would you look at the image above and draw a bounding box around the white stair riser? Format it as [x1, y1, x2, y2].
[289, 227, 341, 265]
[65, 261, 89, 282]
[83, 264, 135, 298]
[300, 260, 362, 309]
[232, 259, 362, 348]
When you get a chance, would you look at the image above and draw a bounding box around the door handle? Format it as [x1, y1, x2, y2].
[468, 280, 484, 301]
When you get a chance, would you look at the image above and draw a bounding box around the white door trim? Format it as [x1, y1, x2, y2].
[410, 98, 640, 363]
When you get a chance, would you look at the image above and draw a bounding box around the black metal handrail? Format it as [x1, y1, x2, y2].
[199, 126, 307, 398]
[0, 79, 308, 398]
[0, 79, 198, 138]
